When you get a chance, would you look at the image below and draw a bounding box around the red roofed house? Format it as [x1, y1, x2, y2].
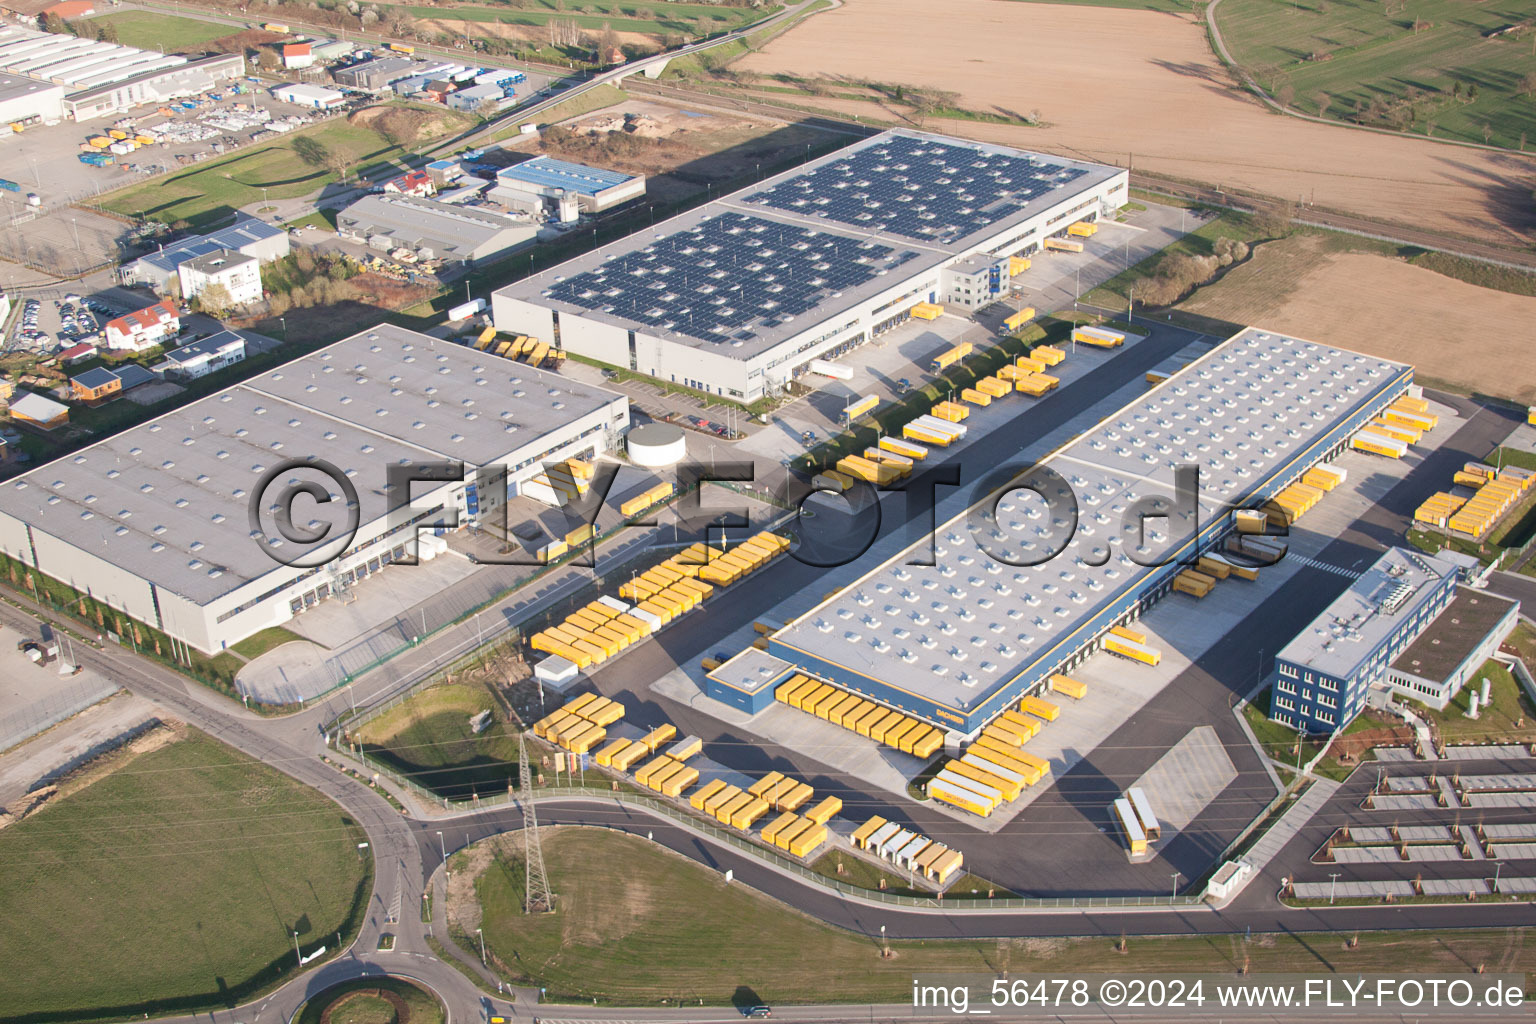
[282, 42, 314, 69]
[383, 170, 434, 198]
[58, 341, 96, 365]
[105, 299, 179, 353]
[44, 0, 95, 16]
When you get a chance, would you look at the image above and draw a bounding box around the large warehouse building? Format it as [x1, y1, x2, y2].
[0, 24, 243, 120]
[706, 328, 1414, 743]
[492, 130, 1128, 401]
[338, 193, 537, 265]
[0, 324, 628, 654]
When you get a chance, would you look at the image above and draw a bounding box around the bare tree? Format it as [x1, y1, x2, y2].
[597, 21, 621, 62]
[547, 17, 581, 48]
[323, 144, 358, 184]
[1277, 83, 1295, 108]
[1519, 72, 1536, 97]
[1311, 90, 1330, 116]
[1482, 121, 1494, 144]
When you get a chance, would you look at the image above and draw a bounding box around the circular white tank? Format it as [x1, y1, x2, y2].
[627, 422, 687, 467]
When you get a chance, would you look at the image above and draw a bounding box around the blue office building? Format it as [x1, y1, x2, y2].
[1271, 548, 1458, 733]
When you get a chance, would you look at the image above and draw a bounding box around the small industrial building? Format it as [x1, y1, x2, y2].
[120, 217, 290, 291]
[310, 39, 355, 62]
[0, 70, 64, 124]
[337, 193, 536, 265]
[269, 82, 345, 109]
[177, 248, 262, 308]
[493, 155, 644, 215]
[0, 323, 629, 654]
[0, 24, 252, 121]
[7, 390, 68, 429]
[706, 328, 1414, 743]
[280, 42, 313, 70]
[158, 330, 245, 379]
[446, 82, 503, 112]
[1273, 547, 1520, 729]
[1386, 589, 1520, 712]
[104, 298, 178, 352]
[492, 130, 1125, 400]
[332, 55, 417, 91]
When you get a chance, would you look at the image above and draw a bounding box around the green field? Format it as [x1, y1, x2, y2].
[352, 677, 523, 800]
[99, 119, 425, 230]
[1421, 658, 1536, 744]
[466, 828, 1536, 1005]
[88, 11, 233, 51]
[1216, 0, 1536, 149]
[295, 978, 445, 1024]
[0, 729, 371, 1022]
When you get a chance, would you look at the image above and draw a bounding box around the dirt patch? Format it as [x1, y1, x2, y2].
[446, 839, 494, 936]
[735, 0, 1536, 243]
[1179, 235, 1536, 402]
[418, 17, 659, 53]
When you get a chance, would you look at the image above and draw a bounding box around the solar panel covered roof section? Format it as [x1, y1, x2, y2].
[540, 210, 924, 345]
[739, 133, 1091, 245]
[769, 328, 1411, 718]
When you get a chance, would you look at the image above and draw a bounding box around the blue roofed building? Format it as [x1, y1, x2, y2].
[493, 154, 645, 215]
[119, 217, 290, 292]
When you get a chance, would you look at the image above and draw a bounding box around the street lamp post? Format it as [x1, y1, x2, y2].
[292, 929, 302, 966]
[477, 926, 487, 964]
[1170, 871, 1181, 902]
[1493, 861, 1504, 894]
[1329, 872, 1341, 904]
[438, 830, 448, 877]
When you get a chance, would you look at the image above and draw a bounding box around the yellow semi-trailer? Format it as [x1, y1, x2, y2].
[949, 759, 1019, 801]
[691, 778, 728, 810]
[1113, 797, 1149, 856]
[1072, 325, 1126, 348]
[639, 723, 677, 752]
[1104, 635, 1163, 666]
[929, 340, 972, 371]
[867, 710, 906, 744]
[845, 704, 881, 736]
[611, 742, 650, 772]
[911, 414, 967, 441]
[984, 720, 1030, 748]
[595, 738, 631, 767]
[841, 393, 881, 423]
[777, 676, 817, 706]
[1385, 407, 1436, 431]
[716, 792, 753, 825]
[805, 795, 843, 825]
[824, 693, 863, 726]
[788, 822, 829, 858]
[703, 785, 741, 817]
[1016, 355, 1047, 374]
[1003, 307, 1036, 331]
[647, 759, 687, 793]
[972, 742, 1042, 785]
[774, 817, 814, 851]
[798, 684, 834, 714]
[879, 436, 930, 461]
[1197, 555, 1232, 580]
[1109, 625, 1147, 645]
[1049, 674, 1088, 700]
[959, 387, 992, 407]
[851, 816, 888, 849]
[910, 302, 944, 321]
[834, 697, 874, 728]
[908, 727, 944, 759]
[731, 796, 771, 830]
[811, 687, 847, 718]
[1351, 431, 1407, 458]
[660, 765, 699, 798]
[894, 721, 929, 754]
[748, 772, 786, 799]
[882, 718, 921, 751]
[1044, 237, 1084, 252]
[977, 376, 1012, 398]
[934, 768, 1002, 808]
[1370, 419, 1420, 444]
[1033, 344, 1066, 365]
[1173, 573, 1213, 598]
[779, 781, 815, 812]
[1001, 709, 1043, 739]
[665, 735, 703, 761]
[1009, 255, 1032, 275]
[813, 469, 853, 492]
[581, 698, 625, 727]
[761, 811, 800, 845]
[1011, 749, 1052, 777]
[864, 449, 913, 477]
[1067, 221, 1098, 237]
[930, 400, 970, 422]
[963, 753, 1028, 793]
[930, 777, 993, 816]
[564, 692, 599, 715]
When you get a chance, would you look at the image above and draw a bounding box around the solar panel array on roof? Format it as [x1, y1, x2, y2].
[741, 134, 1089, 245]
[540, 211, 920, 344]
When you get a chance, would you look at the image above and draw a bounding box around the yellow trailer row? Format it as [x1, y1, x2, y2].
[1019, 695, 1060, 722]
[1352, 430, 1408, 459]
[1033, 345, 1066, 366]
[1072, 325, 1124, 348]
[1447, 466, 1535, 539]
[838, 454, 902, 486]
[1067, 221, 1098, 237]
[1415, 492, 1467, 528]
[929, 400, 969, 423]
[530, 601, 656, 670]
[1173, 569, 1214, 598]
[958, 387, 990, 409]
[773, 675, 943, 758]
[1103, 634, 1162, 666]
[879, 436, 930, 461]
[761, 812, 827, 856]
[1008, 255, 1032, 276]
[620, 481, 675, 518]
[976, 376, 1012, 399]
[1013, 372, 1057, 398]
[1044, 237, 1084, 253]
[863, 449, 913, 479]
[910, 302, 944, 321]
[1050, 673, 1088, 700]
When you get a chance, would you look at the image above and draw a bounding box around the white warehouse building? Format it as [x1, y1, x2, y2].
[491, 129, 1127, 401]
[0, 324, 629, 654]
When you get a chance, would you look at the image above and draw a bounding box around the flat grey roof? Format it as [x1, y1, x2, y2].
[180, 249, 256, 275]
[773, 328, 1411, 712]
[340, 193, 533, 255]
[495, 129, 1119, 361]
[1392, 589, 1517, 683]
[1279, 547, 1457, 680]
[0, 68, 59, 102]
[711, 646, 799, 696]
[0, 324, 624, 606]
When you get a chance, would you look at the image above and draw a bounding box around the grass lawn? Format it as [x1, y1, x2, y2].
[1215, 0, 1536, 150]
[285, 208, 340, 232]
[468, 828, 1536, 1004]
[87, 11, 232, 51]
[1420, 658, 1536, 745]
[351, 677, 522, 800]
[407, 0, 768, 36]
[295, 978, 445, 1024]
[231, 625, 307, 660]
[0, 728, 371, 1022]
[99, 120, 420, 231]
